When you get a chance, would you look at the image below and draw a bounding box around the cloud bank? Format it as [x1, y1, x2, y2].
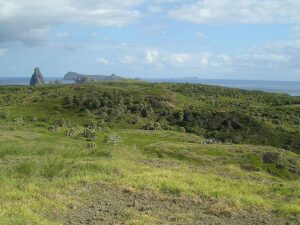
[0, 0, 142, 44]
[169, 0, 300, 24]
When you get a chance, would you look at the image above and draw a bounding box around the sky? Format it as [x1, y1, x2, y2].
[0, 0, 300, 80]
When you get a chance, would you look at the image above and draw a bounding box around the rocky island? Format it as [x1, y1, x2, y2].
[30, 67, 45, 86]
[64, 72, 124, 83]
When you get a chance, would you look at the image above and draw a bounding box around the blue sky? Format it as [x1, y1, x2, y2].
[0, 0, 300, 80]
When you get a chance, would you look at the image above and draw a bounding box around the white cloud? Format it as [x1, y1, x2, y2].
[169, 53, 190, 65]
[131, 39, 300, 76]
[169, 0, 300, 24]
[0, 0, 142, 44]
[96, 57, 110, 65]
[145, 50, 159, 64]
[214, 40, 300, 75]
[144, 49, 212, 68]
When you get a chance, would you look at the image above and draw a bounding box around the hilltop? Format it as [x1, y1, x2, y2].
[0, 80, 299, 224]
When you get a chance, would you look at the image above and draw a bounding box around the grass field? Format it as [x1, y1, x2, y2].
[0, 81, 300, 224]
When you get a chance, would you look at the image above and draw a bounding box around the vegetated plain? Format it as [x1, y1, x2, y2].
[0, 80, 299, 225]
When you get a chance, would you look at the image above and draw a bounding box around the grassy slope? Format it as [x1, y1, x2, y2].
[0, 82, 300, 224]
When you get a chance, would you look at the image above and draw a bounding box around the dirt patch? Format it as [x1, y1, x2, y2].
[52, 183, 298, 225]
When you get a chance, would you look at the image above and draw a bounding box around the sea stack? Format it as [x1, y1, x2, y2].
[30, 67, 45, 86]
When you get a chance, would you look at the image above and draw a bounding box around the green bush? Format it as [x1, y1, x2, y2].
[54, 118, 71, 127]
[48, 125, 60, 132]
[143, 122, 162, 130]
[179, 127, 186, 133]
[12, 117, 24, 126]
[263, 152, 279, 164]
[87, 120, 104, 130]
[0, 111, 8, 119]
[272, 119, 282, 125]
[82, 128, 96, 140]
[128, 116, 139, 125]
[103, 133, 121, 146]
[65, 127, 81, 137]
[86, 141, 97, 149]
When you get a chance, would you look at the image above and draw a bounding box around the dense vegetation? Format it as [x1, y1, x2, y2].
[1, 81, 299, 152]
[0, 81, 299, 224]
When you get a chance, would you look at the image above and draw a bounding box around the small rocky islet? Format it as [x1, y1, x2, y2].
[30, 67, 45, 86]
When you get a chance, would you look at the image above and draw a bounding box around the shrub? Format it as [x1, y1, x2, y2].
[54, 119, 71, 127]
[87, 120, 104, 130]
[87, 120, 98, 129]
[48, 125, 60, 132]
[272, 119, 282, 125]
[103, 127, 110, 132]
[65, 127, 81, 137]
[263, 152, 279, 164]
[0, 111, 8, 119]
[202, 138, 221, 145]
[12, 117, 24, 126]
[82, 109, 91, 116]
[82, 128, 96, 140]
[86, 142, 97, 149]
[141, 108, 152, 118]
[98, 112, 108, 119]
[143, 122, 161, 130]
[64, 95, 74, 105]
[161, 124, 171, 130]
[179, 127, 186, 133]
[128, 117, 139, 125]
[175, 111, 184, 122]
[103, 133, 121, 146]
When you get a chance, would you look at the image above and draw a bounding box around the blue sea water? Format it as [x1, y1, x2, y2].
[0, 77, 73, 85]
[1, 77, 300, 96]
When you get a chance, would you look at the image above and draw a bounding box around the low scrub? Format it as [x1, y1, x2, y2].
[104, 133, 121, 146]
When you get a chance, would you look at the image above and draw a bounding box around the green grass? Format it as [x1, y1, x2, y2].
[0, 126, 299, 224]
[0, 82, 300, 224]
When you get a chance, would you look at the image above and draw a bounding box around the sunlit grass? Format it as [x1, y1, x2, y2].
[0, 127, 299, 224]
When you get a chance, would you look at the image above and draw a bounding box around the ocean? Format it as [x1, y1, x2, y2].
[1, 77, 300, 96]
[0, 77, 73, 85]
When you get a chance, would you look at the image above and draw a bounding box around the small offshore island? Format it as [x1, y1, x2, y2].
[29, 67, 124, 86]
[0, 67, 300, 224]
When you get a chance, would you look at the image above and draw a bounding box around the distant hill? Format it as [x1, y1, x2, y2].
[64, 72, 124, 82]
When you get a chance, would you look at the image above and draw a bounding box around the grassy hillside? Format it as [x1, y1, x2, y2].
[0, 81, 299, 224]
